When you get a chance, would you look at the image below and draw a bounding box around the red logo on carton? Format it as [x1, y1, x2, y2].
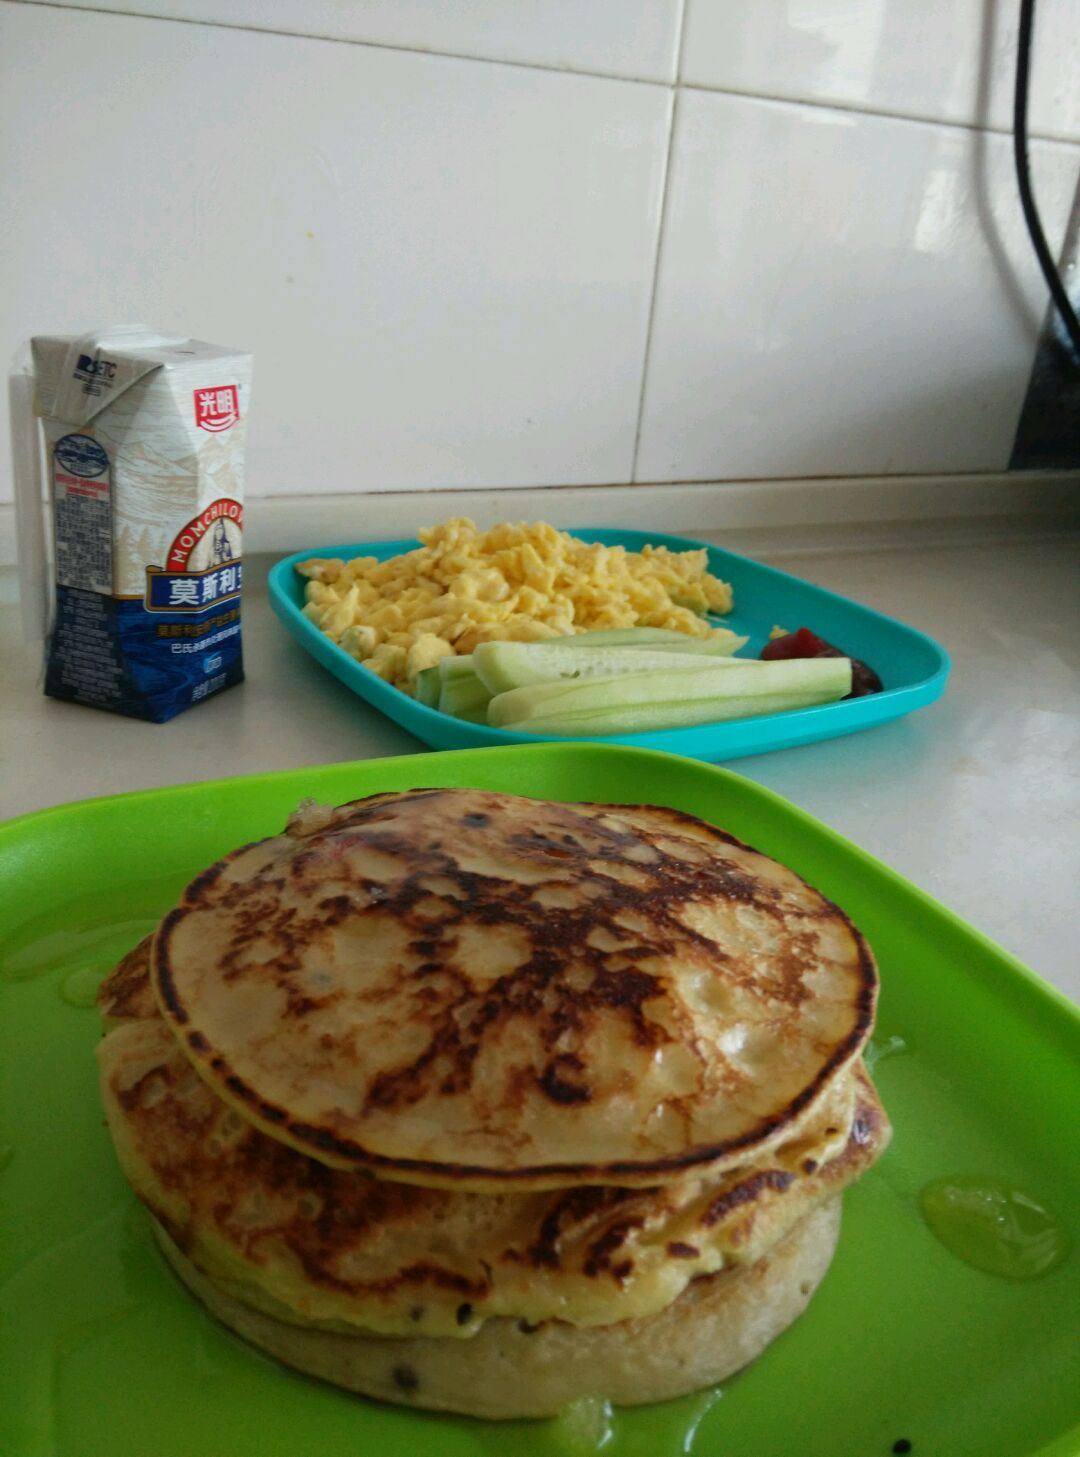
[194, 385, 240, 433]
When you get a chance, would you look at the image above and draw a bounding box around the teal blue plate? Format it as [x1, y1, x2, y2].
[267, 528, 950, 761]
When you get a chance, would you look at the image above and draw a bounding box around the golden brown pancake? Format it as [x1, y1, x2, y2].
[96, 947, 888, 1336]
[153, 1199, 842, 1418]
[151, 789, 877, 1191]
[98, 935, 158, 1027]
[96, 789, 893, 1419]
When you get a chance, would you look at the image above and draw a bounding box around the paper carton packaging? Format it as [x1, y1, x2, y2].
[26, 330, 253, 722]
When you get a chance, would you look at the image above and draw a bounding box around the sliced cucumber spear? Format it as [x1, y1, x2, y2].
[414, 665, 441, 708]
[438, 678, 491, 721]
[473, 640, 752, 696]
[438, 654, 480, 683]
[415, 626, 748, 722]
[414, 654, 492, 719]
[549, 627, 746, 653]
[488, 657, 852, 735]
[437, 660, 492, 721]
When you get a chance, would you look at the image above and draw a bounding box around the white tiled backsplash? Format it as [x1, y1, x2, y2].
[2, 0, 1078, 508]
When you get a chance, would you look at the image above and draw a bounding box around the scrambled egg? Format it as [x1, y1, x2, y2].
[296, 518, 734, 694]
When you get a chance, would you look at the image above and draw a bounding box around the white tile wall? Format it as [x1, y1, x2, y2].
[636, 90, 1078, 483]
[0, 3, 671, 501]
[681, 0, 1080, 144]
[3, 0, 1079, 508]
[20, 0, 684, 82]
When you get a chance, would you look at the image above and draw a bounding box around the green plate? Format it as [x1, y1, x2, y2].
[1, 745, 1077, 1457]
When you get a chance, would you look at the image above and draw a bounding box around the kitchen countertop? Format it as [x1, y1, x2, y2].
[1, 533, 1077, 1005]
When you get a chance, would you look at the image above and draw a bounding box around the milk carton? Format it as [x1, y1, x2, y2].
[11, 328, 253, 721]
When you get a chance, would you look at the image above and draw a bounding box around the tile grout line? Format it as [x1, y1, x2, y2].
[4, 0, 675, 90]
[676, 79, 1080, 151]
[8, 0, 1080, 149]
[629, 0, 688, 484]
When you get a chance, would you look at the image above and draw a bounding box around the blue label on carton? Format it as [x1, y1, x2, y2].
[45, 585, 244, 723]
[45, 483, 246, 722]
[145, 561, 242, 611]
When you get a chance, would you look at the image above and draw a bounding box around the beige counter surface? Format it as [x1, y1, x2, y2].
[2, 533, 1077, 1004]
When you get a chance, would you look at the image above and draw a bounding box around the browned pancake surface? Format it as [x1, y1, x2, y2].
[150, 790, 877, 1189]
[98, 957, 888, 1336]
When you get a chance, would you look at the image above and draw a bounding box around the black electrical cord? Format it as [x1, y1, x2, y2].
[1014, 0, 1080, 359]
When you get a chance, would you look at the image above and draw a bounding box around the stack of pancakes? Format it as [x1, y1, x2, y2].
[96, 788, 890, 1419]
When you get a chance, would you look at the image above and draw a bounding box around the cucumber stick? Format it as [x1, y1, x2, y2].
[414, 666, 441, 708]
[415, 654, 478, 709]
[473, 640, 752, 696]
[559, 627, 698, 645]
[551, 627, 746, 654]
[440, 656, 490, 720]
[414, 653, 493, 719]
[438, 654, 479, 683]
[488, 657, 852, 734]
[438, 680, 491, 720]
[494, 692, 831, 735]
